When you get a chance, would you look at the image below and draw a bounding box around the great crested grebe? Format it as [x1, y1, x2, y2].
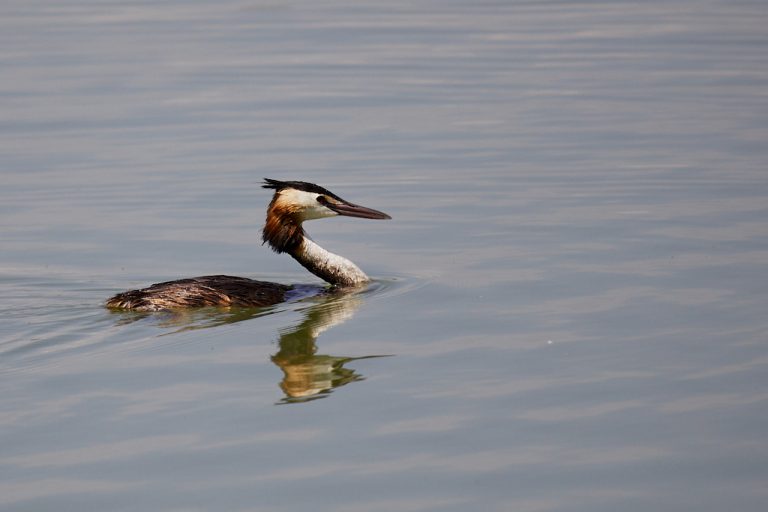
[106, 179, 391, 311]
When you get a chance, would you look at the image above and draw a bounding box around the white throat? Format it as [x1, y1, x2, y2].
[292, 237, 369, 287]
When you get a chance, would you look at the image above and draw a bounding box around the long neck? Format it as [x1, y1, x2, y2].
[290, 237, 370, 287]
[262, 207, 371, 287]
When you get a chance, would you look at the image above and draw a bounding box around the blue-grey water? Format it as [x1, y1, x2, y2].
[2, 1, 768, 511]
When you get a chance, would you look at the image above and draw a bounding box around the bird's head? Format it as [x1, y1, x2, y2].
[262, 178, 390, 253]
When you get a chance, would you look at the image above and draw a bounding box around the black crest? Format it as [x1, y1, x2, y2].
[262, 178, 343, 201]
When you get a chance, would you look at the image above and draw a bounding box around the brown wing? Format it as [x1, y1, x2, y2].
[106, 275, 290, 311]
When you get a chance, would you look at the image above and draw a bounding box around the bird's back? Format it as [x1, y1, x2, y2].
[106, 275, 291, 312]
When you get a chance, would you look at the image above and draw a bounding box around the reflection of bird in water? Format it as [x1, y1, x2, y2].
[106, 179, 390, 311]
[273, 353, 367, 403]
[271, 291, 389, 403]
[108, 276, 391, 403]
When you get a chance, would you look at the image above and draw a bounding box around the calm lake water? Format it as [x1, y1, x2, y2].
[2, 1, 768, 511]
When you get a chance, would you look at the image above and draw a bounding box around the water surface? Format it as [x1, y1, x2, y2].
[2, 1, 768, 511]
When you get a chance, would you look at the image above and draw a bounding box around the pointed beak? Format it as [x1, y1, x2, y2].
[327, 200, 391, 220]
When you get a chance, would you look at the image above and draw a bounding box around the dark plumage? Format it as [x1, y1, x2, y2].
[262, 178, 343, 201]
[106, 275, 290, 311]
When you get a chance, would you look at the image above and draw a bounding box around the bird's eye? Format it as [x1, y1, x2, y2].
[317, 195, 329, 205]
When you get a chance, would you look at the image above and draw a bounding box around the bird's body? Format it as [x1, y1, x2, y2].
[106, 179, 390, 312]
[105, 275, 290, 311]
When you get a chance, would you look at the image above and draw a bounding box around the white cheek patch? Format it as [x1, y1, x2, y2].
[279, 188, 338, 221]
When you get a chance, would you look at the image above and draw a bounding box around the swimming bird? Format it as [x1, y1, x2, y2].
[106, 179, 391, 311]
